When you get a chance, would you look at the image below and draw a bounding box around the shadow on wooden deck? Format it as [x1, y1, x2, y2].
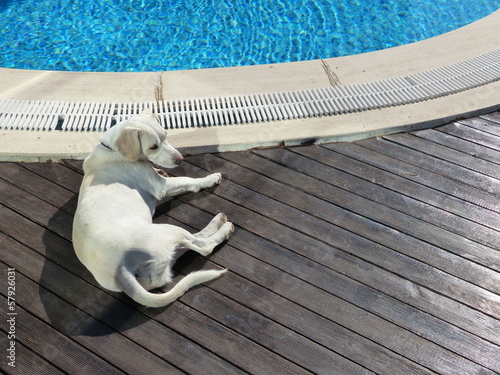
[1, 112, 500, 374]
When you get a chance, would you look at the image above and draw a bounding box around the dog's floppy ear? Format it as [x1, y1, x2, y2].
[115, 127, 143, 161]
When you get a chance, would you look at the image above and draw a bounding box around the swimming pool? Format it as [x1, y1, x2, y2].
[1, 0, 499, 72]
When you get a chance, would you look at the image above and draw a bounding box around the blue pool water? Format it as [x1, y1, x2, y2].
[1, 0, 499, 72]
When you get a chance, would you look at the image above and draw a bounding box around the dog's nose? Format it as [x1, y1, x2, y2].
[175, 154, 184, 165]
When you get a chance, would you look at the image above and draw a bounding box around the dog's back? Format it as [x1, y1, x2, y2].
[73, 148, 159, 291]
[72, 111, 231, 307]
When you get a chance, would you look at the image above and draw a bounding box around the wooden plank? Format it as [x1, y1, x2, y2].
[1, 263, 186, 374]
[0, 162, 78, 214]
[3, 159, 500, 324]
[411, 128, 500, 165]
[165, 164, 499, 373]
[10, 164, 410, 375]
[156, 304, 315, 375]
[164, 216, 429, 375]
[60, 158, 85, 175]
[247, 145, 500, 247]
[374, 133, 500, 183]
[159, 198, 500, 372]
[248, 147, 500, 269]
[192, 233, 500, 373]
[0, 178, 73, 240]
[0, 171, 265, 375]
[22, 162, 84, 193]
[0, 169, 400, 374]
[0, 229, 279, 375]
[0, 332, 65, 375]
[265, 143, 499, 234]
[218, 149, 499, 292]
[0, 206, 278, 375]
[459, 114, 500, 136]
[438, 122, 500, 150]
[481, 111, 500, 121]
[179, 278, 375, 375]
[175, 157, 500, 316]
[480, 111, 500, 125]
[153, 228, 375, 375]
[0, 296, 125, 375]
[0, 202, 86, 278]
[321, 141, 500, 213]
[191, 151, 500, 291]
[0, 171, 326, 373]
[0, 167, 344, 373]
[5, 165, 494, 375]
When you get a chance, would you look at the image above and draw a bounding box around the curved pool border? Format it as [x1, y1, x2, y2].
[0, 9, 499, 162]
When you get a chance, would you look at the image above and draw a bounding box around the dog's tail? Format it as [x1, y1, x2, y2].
[117, 266, 227, 308]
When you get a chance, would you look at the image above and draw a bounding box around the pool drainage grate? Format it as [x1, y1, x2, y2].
[1, 48, 499, 132]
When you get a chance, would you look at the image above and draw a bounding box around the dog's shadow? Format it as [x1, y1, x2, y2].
[39, 194, 194, 337]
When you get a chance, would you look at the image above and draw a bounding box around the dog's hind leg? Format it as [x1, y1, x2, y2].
[181, 221, 234, 256]
[193, 213, 228, 238]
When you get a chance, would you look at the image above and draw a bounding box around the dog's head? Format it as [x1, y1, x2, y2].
[99, 109, 184, 168]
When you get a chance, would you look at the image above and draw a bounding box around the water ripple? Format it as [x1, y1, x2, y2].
[0, 0, 499, 72]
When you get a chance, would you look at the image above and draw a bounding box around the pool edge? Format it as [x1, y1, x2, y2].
[0, 9, 499, 162]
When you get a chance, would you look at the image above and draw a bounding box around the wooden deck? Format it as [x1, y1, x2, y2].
[1, 112, 499, 374]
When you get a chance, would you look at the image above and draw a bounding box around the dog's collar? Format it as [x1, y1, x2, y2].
[100, 142, 114, 151]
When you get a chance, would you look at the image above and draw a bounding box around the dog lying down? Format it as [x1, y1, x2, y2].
[72, 109, 233, 308]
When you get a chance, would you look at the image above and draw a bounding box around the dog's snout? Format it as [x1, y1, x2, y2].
[175, 154, 184, 165]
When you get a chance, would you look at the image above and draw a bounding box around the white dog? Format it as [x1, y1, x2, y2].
[72, 109, 233, 307]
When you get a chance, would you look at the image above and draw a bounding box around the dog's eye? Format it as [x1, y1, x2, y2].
[149, 144, 159, 150]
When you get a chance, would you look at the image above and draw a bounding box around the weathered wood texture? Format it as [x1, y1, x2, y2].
[1, 112, 499, 374]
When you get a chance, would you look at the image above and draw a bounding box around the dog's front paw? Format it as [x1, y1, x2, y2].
[205, 173, 222, 188]
[216, 212, 228, 223]
[224, 221, 234, 240]
[222, 221, 234, 240]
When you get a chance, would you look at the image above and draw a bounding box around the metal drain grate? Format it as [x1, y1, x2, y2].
[1, 48, 499, 131]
